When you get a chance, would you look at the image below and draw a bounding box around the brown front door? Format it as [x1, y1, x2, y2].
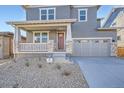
[58, 33, 64, 49]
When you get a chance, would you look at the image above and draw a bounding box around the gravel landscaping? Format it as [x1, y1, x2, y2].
[0, 57, 88, 88]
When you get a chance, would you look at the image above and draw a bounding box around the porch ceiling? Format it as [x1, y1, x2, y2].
[7, 19, 76, 31]
[21, 26, 67, 31]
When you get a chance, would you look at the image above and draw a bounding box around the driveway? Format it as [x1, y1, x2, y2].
[72, 57, 124, 88]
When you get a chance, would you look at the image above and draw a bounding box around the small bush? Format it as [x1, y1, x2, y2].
[62, 71, 71, 76]
[38, 64, 42, 68]
[9, 66, 13, 68]
[25, 58, 29, 62]
[13, 59, 16, 63]
[25, 62, 30, 67]
[39, 57, 41, 61]
[56, 65, 61, 70]
[13, 83, 19, 88]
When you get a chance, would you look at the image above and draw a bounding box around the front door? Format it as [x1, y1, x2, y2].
[58, 33, 64, 49]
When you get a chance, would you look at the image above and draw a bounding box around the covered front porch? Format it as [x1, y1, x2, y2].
[7, 19, 76, 54]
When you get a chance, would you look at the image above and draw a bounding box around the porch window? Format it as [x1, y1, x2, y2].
[40, 8, 55, 20]
[34, 32, 49, 43]
[42, 33, 48, 43]
[78, 9, 87, 22]
[34, 33, 40, 43]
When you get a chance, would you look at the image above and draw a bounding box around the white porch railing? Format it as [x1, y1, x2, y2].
[19, 43, 48, 52]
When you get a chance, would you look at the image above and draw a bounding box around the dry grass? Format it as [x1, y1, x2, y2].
[0, 57, 88, 88]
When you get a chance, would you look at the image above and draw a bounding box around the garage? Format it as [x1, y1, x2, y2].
[72, 38, 112, 56]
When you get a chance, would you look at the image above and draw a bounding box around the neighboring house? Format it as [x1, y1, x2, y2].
[7, 5, 116, 58]
[0, 32, 26, 59]
[103, 6, 124, 57]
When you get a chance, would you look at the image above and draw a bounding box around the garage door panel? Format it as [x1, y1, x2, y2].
[72, 40, 81, 56]
[73, 39, 111, 56]
[81, 42, 91, 56]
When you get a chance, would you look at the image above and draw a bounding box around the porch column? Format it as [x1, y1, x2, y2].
[66, 24, 73, 53]
[14, 27, 21, 53]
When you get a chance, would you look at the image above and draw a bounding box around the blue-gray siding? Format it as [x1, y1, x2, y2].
[25, 5, 116, 41]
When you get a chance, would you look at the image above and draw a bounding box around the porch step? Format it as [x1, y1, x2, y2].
[46, 53, 72, 63]
[52, 53, 66, 57]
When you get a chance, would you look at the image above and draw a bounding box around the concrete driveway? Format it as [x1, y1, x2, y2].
[72, 57, 124, 88]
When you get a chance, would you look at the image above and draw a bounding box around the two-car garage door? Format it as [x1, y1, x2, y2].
[73, 38, 111, 56]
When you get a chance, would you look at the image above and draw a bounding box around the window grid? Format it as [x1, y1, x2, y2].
[34, 32, 49, 43]
[78, 9, 87, 22]
[40, 8, 55, 20]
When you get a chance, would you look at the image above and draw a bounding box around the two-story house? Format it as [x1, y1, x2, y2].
[103, 6, 124, 57]
[7, 5, 117, 59]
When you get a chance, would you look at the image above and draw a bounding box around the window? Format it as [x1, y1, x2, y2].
[34, 32, 49, 43]
[41, 10, 47, 20]
[78, 9, 87, 22]
[42, 33, 48, 43]
[40, 8, 55, 20]
[34, 33, 40, 43]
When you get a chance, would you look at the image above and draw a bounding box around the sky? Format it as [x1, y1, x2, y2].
[0, 5, 114, 34]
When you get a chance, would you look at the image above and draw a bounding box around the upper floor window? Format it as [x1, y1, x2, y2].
[40, 8, 56, 20]
[78, 9, 87, 22]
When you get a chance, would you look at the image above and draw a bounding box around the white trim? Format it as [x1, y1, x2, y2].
[56, 31, 66, 50]
[33, 31, 49, 43]
[16, 51, 66, 54]
[39, 8, 56, 20]
[23, 5, 100, 9]
[72, 5, 99, 8]
[78, 8, 88, 22]
[72, 37, 113, 40]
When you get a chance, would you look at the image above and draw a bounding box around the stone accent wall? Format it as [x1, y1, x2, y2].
[66, 41, 73, 54]
[111, 42, 117, 56]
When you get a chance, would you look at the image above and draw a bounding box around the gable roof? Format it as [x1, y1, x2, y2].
[102, 6, 124, 28]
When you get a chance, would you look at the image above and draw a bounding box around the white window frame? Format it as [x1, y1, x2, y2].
[39, 8, 56, 20]
[33, 31, 49, 43]
[78, 9, 88, 22]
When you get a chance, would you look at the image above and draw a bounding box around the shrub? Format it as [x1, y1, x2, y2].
[25, 62, 30, 67]
[39, 57, 41, 61]
[13, 83, 19, 88]
[62, 71, 71, 76]
[25, 58, 29, 62]
[56, 65, 61, 70]
[13, 59, 16, 63]
[38, 64, 42, 68]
